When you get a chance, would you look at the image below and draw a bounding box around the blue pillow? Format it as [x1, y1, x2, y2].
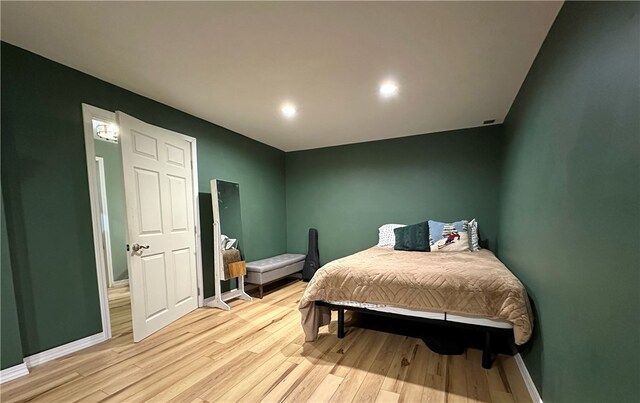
[428, 220, 467, 243]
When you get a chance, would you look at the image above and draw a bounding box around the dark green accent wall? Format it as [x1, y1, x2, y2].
[2, 3, 639, 397]
[498, 2, 640, 402]
[94, 140, 128, 282]
[1, 42, 286, 356]
[286, 126, 504, 264]
[1, 186, 25, 370]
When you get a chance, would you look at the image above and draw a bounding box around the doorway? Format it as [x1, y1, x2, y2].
[82, 104, 204, 343]
[94, 154, 133, 338]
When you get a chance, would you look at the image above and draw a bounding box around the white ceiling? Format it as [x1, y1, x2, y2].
[1, 1, 562, 151]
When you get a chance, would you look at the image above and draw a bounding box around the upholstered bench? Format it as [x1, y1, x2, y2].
[246, 254, 305, 298]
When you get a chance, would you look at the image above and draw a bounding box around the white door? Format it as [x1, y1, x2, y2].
[118, 112, 198, 342]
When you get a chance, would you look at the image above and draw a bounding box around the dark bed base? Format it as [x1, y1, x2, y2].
[316, 301, 511, 369]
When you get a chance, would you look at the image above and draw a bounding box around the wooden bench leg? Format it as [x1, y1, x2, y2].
[259, 284, 264, 299]
[337, 307, 345, 338]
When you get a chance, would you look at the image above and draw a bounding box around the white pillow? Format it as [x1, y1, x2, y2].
[377, 224, 405, 248]
[468, 218, 481, 251]
[430, 231, 470, 252]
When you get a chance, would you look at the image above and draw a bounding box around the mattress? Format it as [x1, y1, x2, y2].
[299, 247, 533, 344]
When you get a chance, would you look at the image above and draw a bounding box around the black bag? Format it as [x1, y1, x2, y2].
[302, 228, 320, 282]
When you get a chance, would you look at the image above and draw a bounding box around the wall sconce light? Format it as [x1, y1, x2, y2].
[93, 120, 119, 143]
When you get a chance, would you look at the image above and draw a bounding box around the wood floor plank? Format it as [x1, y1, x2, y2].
[485, 358, 510, 397]
[307, 373, 344, 402]
[75, 331, 194, 379]
[376, 389, 401, 403]
[249, 313, 301, 354]
[134, 330, 223, 372]
[447, 354, 471, 403]
[422, 374, 447, 403]
[329, 332, 391, 402]
[1, 372, 82, 403]
[281, 345, 343, 403]
[198, 331, 303, 402]
[229, 306, 296, 345]
[146, 356, 219, 402]
[87, 365, 148, 397]
[425, 347, 446, 377]
[100, 338, 227, 397]
[0, 281, 530, 403]
[216, 345, 296, 402]
[260, 334, 345, 402]
[328, 329, 376, 378]
[464, 349, 492, 403]
[109, 356, 213, 403]
[497, 355, 532, 403]
[172, 308, 304, 402]
[235, 360, 298, 402]
[166, 351, 259, 403]
[108, 286, 132, 338]
[398, 344, 431, 403]
[380, 336, 420, 394]
[76, 389, 109, 402]
[0, 353, 104, 397]
[352, 333, 405, 402]
[422, 348, 448, 403]
[29, 364, 141, 403]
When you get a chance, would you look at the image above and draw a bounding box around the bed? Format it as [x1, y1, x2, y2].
[298, 247, 533, 368]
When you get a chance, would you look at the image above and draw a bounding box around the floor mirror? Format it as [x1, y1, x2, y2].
[207, 179, 252, 310]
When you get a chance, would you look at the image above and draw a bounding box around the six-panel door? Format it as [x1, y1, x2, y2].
[118, 112, 198, 342]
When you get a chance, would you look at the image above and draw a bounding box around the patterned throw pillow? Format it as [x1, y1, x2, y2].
[428, 220, 468, 244]
[429, 219, 481, 251]
[377, 224, 405, 248]
[468, 218, 481, 251]
[430, 231, 470, 252]
[393, 221, 430, 252]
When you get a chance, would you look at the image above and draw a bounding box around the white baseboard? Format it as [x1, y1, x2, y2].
[111, 279, 129, 288]
[202, 295, 216, 306]
[514, 353, 543, 403]
[0, 362, 29, 384]
[24, 332, 106, 368]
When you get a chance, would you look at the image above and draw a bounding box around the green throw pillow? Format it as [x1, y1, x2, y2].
[394, 221, 430, 252]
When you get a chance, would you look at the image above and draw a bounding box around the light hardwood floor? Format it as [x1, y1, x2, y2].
[108, 286, 133, 338]
[0, 281, 531, 403]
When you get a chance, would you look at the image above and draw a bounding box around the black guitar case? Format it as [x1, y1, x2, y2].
[302, 228, 320, 282]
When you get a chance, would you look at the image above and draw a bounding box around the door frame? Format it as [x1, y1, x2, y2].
[94, 156, 117, 288]
[82, 104, 205, 342]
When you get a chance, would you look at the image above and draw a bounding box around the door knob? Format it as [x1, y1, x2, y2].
[131, 243, 150, 252]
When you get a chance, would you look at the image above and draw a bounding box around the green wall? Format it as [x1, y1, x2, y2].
[94, 140, 128, 282]
[1, 42, 287, 356]
[498, 2, 640, 402]
[2, 4, 639, 398]
[1, 186, 25, 369]
[286, 125, 504, 264]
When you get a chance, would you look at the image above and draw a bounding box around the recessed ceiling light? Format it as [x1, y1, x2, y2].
[379, 81, 399, 98]
[281, 103, 297, 119]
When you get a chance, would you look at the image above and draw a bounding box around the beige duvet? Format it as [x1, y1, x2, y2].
[299, 247, 533, 345]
